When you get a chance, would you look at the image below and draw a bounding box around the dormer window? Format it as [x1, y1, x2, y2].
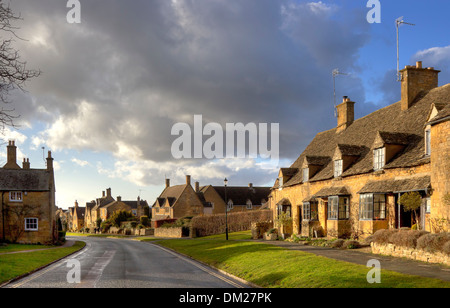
[246, 200, 252, 210]
[425, 129, 431, 156]
[227, 199, 234, 211]
[302, 168, 309, 182]
[334, 160, 343, 178]
[373, 147, 385, 170]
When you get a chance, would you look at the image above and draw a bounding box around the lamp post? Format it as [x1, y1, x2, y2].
[224, 178, 228, 241]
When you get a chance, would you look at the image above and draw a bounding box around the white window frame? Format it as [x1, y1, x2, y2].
[9, 191, 23, 202]
[25, 218, 39, 231]
[425, 129, 431, 156]
[425, 197, 431, 214]
[334, 160, 343, 178]
[373, 147, 385, 171]
[246, 200, 253, 210]
[302, 168, 309, 183]
[227, 199, 234, 211]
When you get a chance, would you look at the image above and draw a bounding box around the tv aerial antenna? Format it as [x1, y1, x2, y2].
[396, 17, 415, 82]
[332, 69, 349, 117]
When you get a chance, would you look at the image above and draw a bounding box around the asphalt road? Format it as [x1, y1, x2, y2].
[4, 237, 249, 288]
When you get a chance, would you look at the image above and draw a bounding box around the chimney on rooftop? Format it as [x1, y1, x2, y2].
[4, 140, 20, 170]
[195, 181, 200, 193]
[106, 188, 112, 198]
[46, 151, 53, 171]
[117, 196, 122, 202]
[336, 96, 355, 133]
[22, 158, 30, 170]
[400, 61, 440, 111]
[186, 175, 191, 186]
[165, 178, 170, 188]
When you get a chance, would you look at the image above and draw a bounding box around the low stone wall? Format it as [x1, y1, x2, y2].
[154, 227, 183, 238]
[371, 242, 449, 266]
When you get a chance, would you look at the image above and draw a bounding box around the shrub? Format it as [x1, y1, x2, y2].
[109, 210, 133, 227]
[330, 239, 345, 249]
[444, 241, 450, 255]
[267, 228, 277, 235]
[389, 229, 429, 249]
[343, 240, 361, 249]
[416, 233, 450, 254]
[369, 229, 397, 245]
[191, 210, 272, 237]
[140, 216, 150, 227]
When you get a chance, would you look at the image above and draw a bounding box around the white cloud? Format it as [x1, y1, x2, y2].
[71, 158, 90, 167]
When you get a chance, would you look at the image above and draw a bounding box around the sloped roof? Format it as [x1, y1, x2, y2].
[152, 184, 187, 208]
[281, 84, 450, 187]
[212, 186, 271, 206]
[358, 176, 431, 194]
[312, 186, 351, 198]
[0, 169, 50, 191]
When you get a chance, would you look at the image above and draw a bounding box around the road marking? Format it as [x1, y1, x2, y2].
[77, 250, 116, 288]
[151, 243, 245, 288]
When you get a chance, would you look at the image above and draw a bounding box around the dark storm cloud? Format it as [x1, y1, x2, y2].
[8, 0, 373, 185]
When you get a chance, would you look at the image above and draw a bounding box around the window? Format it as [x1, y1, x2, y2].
[360, 194, 386, 220]
[25, 218, 38, 231]
[334, 160, 343, 178]
[227, 200, 234, 211]
[328, 196, 349, 220]
[303, 201, 318, 221]
[425, 129, 431, 156]
[9, 191, 23, 202]
[246, 200, 252, 210]
[328, 197, 338, 220]
[302, 168, 309, 182]
[373, 194, 386, 220]
[373, 147, 385, 170]
[425, 198, 431, 214]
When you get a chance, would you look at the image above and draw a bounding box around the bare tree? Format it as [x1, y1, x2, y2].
[0, 1, 40, 130]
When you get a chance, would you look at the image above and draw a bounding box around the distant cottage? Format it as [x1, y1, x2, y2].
[0, 141, 57, 244]
[151, 175, 270, 224]
[270, 61, 449, 238]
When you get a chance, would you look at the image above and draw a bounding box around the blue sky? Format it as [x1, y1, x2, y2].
[1, 0, 449, 210]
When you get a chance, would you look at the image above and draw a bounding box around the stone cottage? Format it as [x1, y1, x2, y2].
[270, 62, 449, 238]
[0, 141, 57, 244]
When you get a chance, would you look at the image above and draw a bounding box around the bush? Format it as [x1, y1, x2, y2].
[140, 216, 150, 227]
[330, 239, 345, 249]
[191, 210, 273, 237]
[416, 233, 450, 254]
[110, 210, 133, 228]
[368, 229, 397, 245]
[388, 229, 429, 249]
[343, 240, 361, 249]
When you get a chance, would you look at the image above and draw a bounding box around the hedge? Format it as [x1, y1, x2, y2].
[191, 210, 273, 237]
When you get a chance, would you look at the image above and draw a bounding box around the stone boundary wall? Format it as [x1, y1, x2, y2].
[371, 242, 449, 266]
[154, 227, 183, 238]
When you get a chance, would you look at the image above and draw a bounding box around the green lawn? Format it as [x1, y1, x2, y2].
[0, 241, 86, 285]
[156, 232, 450, 288]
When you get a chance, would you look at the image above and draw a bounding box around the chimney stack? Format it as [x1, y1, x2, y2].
[117, 196, 122, 202]
[195, 181, 200, 193]
[336, 96, 355, 133]
[46, 151, 54, 171]
[165, 178, 170, 188]
[102, 191, 105, 197]
[400, 61, 440, 111]
[186, 175, 191, 186]
[4, 140, 20, 169]
[106, 188, 112, 198]
[22, 158, 30, 170]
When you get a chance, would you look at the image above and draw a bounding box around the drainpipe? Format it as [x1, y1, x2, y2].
[397, 192, 401, 229]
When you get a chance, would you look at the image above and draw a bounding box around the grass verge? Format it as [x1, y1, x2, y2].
[156, 232, 450, 288]
[0, 241, 86, 285]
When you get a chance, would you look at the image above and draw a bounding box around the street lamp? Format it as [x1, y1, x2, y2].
[224, 178, 228, 241]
